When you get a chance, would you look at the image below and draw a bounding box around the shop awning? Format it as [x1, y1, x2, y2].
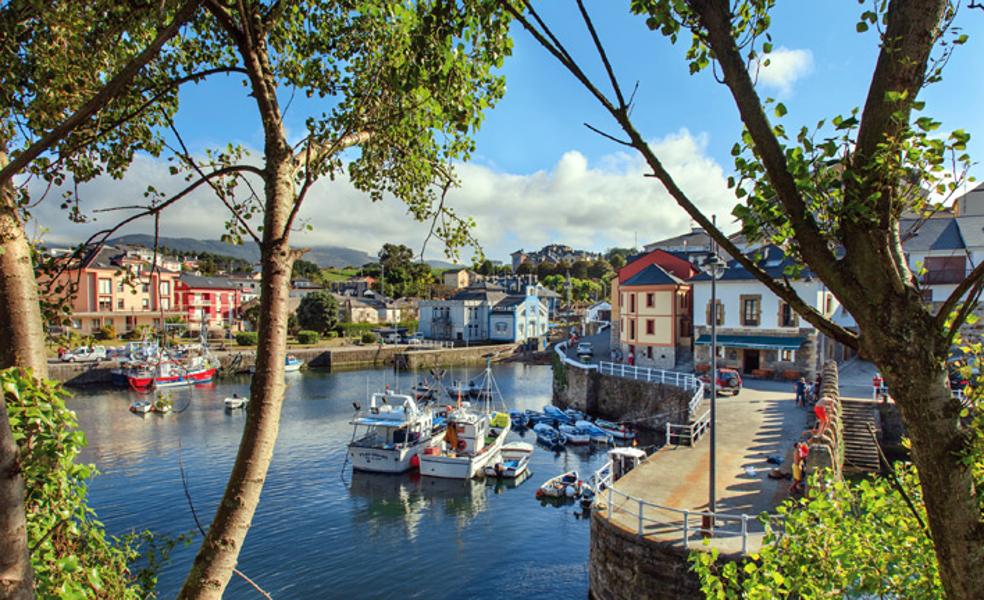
[694, 334, 805, 350]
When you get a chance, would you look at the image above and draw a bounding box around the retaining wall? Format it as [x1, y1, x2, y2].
[551, 358, 691, 430]
[805, 361, 845, 479]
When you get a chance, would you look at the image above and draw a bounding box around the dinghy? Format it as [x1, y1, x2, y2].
[558, 424, 591, 445]
[542, 405, 573, 425]
[483, 442, 534, 479]
[509, 409, 530, 428]
[284, 354, 303, 372]
[224, 395, 248, 410]
[533, 423, 567, 449]
[575, 420, 615, 445]
[535, 470, 583, 499]
[129, 400, 153, 414]
[595, 418, 636, 440]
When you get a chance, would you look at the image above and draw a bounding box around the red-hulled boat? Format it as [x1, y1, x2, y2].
[128, 357, 217, 392]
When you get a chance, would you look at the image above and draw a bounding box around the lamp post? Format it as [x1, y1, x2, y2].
[700, 227, 728, 522]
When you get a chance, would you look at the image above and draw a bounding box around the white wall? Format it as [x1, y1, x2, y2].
[692, 279, 834, 330]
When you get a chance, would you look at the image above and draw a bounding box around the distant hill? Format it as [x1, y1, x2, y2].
[105, 234, 461, 269]
[106, 234, 374, 269]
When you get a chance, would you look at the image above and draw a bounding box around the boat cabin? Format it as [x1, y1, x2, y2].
[444, 410, 491, 455]
[609, 447, 647, 482]
[351, 393, 432, 449]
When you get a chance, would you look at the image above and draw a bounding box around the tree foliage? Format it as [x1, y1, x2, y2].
[297, 291, 339, 335]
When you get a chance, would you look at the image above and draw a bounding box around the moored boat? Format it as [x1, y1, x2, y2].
[595, 418, 636, 440]
[483, 441, 534, 479]
[558, 424, 591, 445]
[284, 354, 303, 372]
[542, 405, 573, 425]
[533, 423, 567, 449]
[509, 409, 530, 428]
[536, 470, 583, 499]
[348, 392, 444, 474]
[129, 400, 153, 414]
[224, 395, 248, 410]
[575, 420, 615, 445]
[128, 356, 217, 392]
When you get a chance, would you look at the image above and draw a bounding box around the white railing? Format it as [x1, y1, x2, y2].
[597, 361, 704, 420]
[554, 341, 599, 370]
[666, 410, 710, 446]
[591, 459, 781, 555]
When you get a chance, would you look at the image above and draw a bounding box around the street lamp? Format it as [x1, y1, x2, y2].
[700, 247, 727, 520]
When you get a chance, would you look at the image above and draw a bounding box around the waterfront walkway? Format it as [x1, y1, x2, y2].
[597, 380, 809, 555]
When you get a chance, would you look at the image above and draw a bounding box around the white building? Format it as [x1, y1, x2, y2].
[419, 284, 549, 346]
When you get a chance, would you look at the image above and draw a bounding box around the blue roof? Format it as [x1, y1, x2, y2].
[900, 218, 965, 251]
[695, 334, 805, 350]
[622, 264, 683, 287]
[690, 245, 811, 282]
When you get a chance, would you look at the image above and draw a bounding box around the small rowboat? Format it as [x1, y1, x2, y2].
[224, 396, 248, 410]
[533, 423, 567, 449]
[536, 470, 583, 499]
[129, 400, 153, 414]
[558, 424, 591, 445]
[595, 418, 636, 440]
[484, 442, 534, 479]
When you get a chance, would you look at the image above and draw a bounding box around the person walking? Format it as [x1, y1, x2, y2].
[627, 351, 635, 366]
[795, 377, 807, 407]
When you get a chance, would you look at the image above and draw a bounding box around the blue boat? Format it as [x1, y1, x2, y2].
[509, 409, 530, 428]
[575, 420, 615, 445]
[525, 410, 553, 426]
[533, 423, 567, 448]
[542, 405, 573, 425]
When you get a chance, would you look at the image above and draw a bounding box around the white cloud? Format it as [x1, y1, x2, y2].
[753, 47, 814, 95]
[29, 129, 738, 264]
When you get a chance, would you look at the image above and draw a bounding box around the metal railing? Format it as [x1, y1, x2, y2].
[554, 341, 599, 370]
[666, 410, 710, 446]
[590, 459, 781, 555]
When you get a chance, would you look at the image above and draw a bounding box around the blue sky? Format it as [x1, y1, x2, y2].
[40, 1, 984, 264]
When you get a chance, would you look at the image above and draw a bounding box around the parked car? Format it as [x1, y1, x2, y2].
[406, 334, 424, 345]
[576, 341, 593, 358]
[61, 345, 108, 363]
[700, 368, 742, 396]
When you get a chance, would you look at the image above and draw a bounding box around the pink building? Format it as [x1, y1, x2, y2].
[175, 275, 244, 333]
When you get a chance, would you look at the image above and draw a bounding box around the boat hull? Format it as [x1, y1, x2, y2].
[348, 431, 444, 474]
[129, 367, 217, 392]
[419, 424, 510, 479]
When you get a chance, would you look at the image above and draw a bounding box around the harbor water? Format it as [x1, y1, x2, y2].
[70, 364, 609, 598]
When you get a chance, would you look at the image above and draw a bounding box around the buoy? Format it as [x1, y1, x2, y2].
[410, 455, 420, 468]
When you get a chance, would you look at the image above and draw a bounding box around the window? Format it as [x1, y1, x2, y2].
[778, 301, 797, 327]
[780, 349, 796, 362]
[495, 322, 508, 333]
[90, 319, 100, 330]
[740, 295, 761, 326]
[98, 299, 112, 311]
[646, 293, 654, 307]
[117, 280, 124, 292]
[646, 319, 655, 335]
[920, 288, 933, 303]
[681, 292, 689, 308]
[98, 278, 112, 294]
[142, 283, 149, 293]
[706, 301, 724, 326]
[162, 298, 171, 310]
[629, 320, 636, 340]
[716, 345, 726, 358]
[646, 346, 653, 359]
[142, 299, 150, 310]
[117, 299, 125, 309]
[160, 281, 170, 295]
[629, 293, 636, 313]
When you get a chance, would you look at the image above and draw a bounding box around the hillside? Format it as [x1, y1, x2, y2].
[107, 234, 375, 268]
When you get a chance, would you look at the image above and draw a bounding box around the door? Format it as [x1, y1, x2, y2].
[742, 349, 760, 373]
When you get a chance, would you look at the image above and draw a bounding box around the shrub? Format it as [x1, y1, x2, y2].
[97, 324, 117, 341]
[338, 322, 376, 337]
[236, 331, 259, 346]
[125, 328, 144, 341]
[296, 330, 320, 344]
[361, 332, 377, 344]
[325, 331, 338, 339]
[296, 291, 339, 334]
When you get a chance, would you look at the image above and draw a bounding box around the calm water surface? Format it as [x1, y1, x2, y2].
[71, 364, 606, 599]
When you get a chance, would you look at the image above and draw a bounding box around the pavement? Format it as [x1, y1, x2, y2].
[595, 380, 810, 555]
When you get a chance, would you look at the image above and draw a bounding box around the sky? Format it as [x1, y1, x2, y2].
[32, 1, 984, 265]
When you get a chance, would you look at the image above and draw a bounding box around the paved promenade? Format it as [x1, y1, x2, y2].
[597, 380, 809, 554]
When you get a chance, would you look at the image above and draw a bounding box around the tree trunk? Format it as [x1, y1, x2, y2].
[0, 151, 41, 599]
[863, 302, 984, 599]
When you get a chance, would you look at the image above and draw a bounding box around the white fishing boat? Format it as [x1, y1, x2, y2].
[484, 441, 534, 479]
[535, 470, 583, 499]
[224, 395, 248, 410]
[285, 354, 303, 372]
[419, 357, 511, 479]
[348, 392, 445, 474]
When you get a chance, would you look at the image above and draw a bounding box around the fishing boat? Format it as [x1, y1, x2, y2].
[533, 423, 567, 449]
[565, 408, 586, 422]
[535, 470, 583, 499]
[129, 400, 153, 414]
[542, 405, 573, 425]
[419, 359, 511, 479]
[348, 392, 445, 474]
[284, 354, 303, 372]
[224, 395, 248, 410]
[558, 424, 591, 445]
[595, 418, 636, 441]
[412, 382, 435, 402]
[575, 420, 615, 445]
[127, 356, 217, 392]
[525, 410, 553, 426]
[483, 441, 534, 479]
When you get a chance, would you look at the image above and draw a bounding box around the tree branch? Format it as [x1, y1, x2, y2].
[0, 0, 200, 185]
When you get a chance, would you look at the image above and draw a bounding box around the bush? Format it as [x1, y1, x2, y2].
[236, 331, 259, 346]
[296, 330, 320, 344]
[296, 291, 339, 334]
[337, 322, 376, 337]
[361, 332, 377, 344]
[97, 324, 117, 341]
[325, 331, 338, 339]
[125, 328, 144, 341]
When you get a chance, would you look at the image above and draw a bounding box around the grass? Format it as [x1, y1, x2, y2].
[320, 267, 361, 282]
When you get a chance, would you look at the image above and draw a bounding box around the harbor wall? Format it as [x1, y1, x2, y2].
[551, 359, 691, 429]
[590, 512, 712, 600]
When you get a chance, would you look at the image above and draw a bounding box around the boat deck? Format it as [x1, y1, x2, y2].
[595, 380, 809, 555]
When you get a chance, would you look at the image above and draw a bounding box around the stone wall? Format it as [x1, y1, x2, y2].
[804, 361, 844, 479]
[552, 360, 692, 429]
[589, 511, 711, 600]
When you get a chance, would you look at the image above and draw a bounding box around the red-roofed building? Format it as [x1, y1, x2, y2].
[175, 275, 244, 333]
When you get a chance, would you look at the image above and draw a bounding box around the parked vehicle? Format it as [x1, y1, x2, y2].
[700, 368, 742, 396]
[61, 345, 108, 363]
[576, 341, 593, 358]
